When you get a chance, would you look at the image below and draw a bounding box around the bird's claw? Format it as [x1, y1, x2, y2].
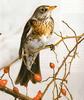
[50, 44, 55, 51]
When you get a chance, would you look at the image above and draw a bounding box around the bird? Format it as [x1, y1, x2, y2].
[15, 5, 57, 86]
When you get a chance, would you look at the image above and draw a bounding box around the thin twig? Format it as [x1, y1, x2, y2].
[8, 72, 14, 87]
[42, 77, 67, 83]
[41, 37, 84, 99]
[52, 69, 59, 100]
[63, 83, 73, 100]
[0, 73, 5, 79]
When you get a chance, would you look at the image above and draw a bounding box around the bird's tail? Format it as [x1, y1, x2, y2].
[15, 54, 41, 86]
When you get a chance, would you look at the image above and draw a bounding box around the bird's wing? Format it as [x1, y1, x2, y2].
[19, 20, 31, 58]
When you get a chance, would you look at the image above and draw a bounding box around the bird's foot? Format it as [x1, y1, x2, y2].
[48, 44, 55, 51]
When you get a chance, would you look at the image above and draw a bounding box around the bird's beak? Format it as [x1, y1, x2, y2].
[47, 6, 57, 11]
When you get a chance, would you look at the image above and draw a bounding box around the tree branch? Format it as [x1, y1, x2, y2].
[42, 37, 84, 99]
[0, 86, 32, 100]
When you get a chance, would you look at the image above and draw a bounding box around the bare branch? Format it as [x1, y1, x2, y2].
[0, 86, 32, 100]
[42, 37, 84, 99]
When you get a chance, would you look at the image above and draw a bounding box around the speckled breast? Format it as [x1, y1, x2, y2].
[31, 18, 54, 36]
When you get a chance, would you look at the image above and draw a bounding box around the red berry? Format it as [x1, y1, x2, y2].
[37, 90, 43, 98]
[33, 90, 42, 100]
[0, 79, 7, 87]
[50, 62, 55, 69]
[33, 96, 39, 100]
[13, 87, 19, 93]
[34, 74, 42, 82]
[3, 67, 10, 74]
[61, 88, 66, 96]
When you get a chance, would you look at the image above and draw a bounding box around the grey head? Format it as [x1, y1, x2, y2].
[32, 5, 57, 20]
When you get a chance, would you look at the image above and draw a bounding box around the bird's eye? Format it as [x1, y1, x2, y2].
[40, 8, 47, 12]
[41, 8, 45, 11]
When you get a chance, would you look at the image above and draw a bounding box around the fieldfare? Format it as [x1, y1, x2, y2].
[15, 5, 57, 86]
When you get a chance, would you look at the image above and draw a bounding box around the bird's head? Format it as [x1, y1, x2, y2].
[33, 5, 57, 19]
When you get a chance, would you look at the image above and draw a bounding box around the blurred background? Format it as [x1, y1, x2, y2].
[0, 0, 84, 100]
